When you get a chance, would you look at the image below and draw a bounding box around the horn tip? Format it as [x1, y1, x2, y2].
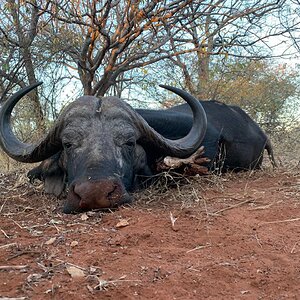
[159, 84, 171, 90]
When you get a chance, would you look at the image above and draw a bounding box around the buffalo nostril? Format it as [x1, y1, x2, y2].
[74, 180, 122, 208]
[107, 184, 122, 201]
[64, 179, 129, 212]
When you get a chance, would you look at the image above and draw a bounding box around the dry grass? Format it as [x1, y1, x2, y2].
[0, 151, 37, 173]
[270, 127, 300, 169]
[133, 137, 300, 213]
[135, 169, 248, 206]
[0, 128, 299, 216]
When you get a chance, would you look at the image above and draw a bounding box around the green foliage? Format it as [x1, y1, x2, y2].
[208, 59, 300, 131]
[128, 57, 300, 134]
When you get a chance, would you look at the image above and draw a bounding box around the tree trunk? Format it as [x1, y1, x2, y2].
[196, 15, 214, 100]
[22, 47, 46, 134]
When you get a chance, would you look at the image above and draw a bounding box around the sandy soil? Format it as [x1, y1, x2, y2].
[0, 168, 300, 300]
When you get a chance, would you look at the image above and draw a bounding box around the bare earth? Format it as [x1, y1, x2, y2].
[0, 168, 300, 300]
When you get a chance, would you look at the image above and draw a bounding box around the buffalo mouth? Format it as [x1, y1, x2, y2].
[63, 178, 132, 214]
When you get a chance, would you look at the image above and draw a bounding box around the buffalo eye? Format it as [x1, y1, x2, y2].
[63, 142, 73, 150]
[123, 139, 135, 148]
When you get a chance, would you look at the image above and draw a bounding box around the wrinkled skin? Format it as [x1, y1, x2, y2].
[0, 84, 207, 213]
[59, 98, 144, 212]
[28, 97, 157, 212]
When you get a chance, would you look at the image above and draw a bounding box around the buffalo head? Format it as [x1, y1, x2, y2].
[0, 83, 207, 213]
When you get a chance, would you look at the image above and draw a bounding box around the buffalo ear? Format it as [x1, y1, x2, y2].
[44, 171, 66, 197]
[132, 145, 153, 190]
[27, 152, 66, 197]
[27, 166, 43, 182]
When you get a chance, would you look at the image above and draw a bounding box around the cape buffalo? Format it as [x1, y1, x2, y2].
[0, 83, 275, 213]
[0, 83, 207, 213]
[137, 101, 276, 172]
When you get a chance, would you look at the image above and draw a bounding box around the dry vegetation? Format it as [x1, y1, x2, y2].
[1, 1, 299, 297]
[271, 127, 300, 169]
[0, 165, 299, 299]
[0, 130, 299, 299]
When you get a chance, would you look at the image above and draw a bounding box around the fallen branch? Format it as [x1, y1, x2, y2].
[0, 265, 28, 270]
[0, 297, 27, 300]
[0, 198, 8, 214]
[291, 242, 299, 254]
[156, 146, 210, 175]
[211, 198, 253, 215]
[1, 229, 10, 239]
[0, 243, 17, 249]
[259, 217, 300, 226]
[186, 243, 211, 253]
[56, 259, 86, 271]
[88, 275, 141, 291]
[6, 250, 40, 261]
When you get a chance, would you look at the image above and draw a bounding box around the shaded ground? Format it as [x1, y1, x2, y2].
[0, 168, 300, 300]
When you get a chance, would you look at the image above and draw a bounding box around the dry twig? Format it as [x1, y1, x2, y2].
[186, 243, 211, 253]
[1, 229, 10, 239]
[6, 250, 40, 261]
[0, 297, 27, 300]
[56, 259, 86, 271]
[169, 212, 178, 231]
[0, 265, 28, 270]
[259, 217, 300, 225]
[211, 198, 254, 215]
[0, 242, 17, 249]
[0, 198, 8, 214]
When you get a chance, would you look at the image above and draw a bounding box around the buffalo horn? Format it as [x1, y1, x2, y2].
[135, 85, 207, 158]
[0, 82, 62, 163]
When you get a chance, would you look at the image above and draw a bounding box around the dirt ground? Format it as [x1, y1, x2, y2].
[0, 166, 300, 300]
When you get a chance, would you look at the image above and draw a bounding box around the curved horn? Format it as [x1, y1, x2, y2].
[0, 82, 62, 163]
[136, 85, 207, 158]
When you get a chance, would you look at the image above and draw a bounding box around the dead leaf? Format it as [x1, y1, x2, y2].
[66, 266, 85, 278]
[241, 290, 250, 295]
[81, 213, 89, 221]
[70, 241, 79, 247]
[45, 237, 56, 245]
[115, 219, 130, 228]
[49, 219, 63, 225]
[90, 266, 97, 273]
